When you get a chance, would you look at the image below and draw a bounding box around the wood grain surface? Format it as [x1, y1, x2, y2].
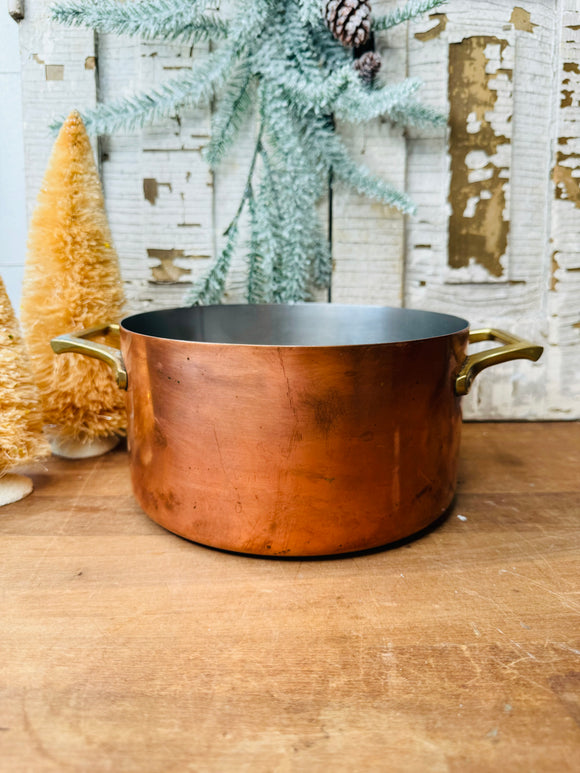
[0, 422, 579, 771]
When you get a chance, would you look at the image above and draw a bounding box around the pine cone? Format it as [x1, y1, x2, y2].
[325, 0, 372, 48]
[354, 51, 382, 84]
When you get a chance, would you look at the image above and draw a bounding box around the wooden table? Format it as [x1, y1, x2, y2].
[1, 423, 579, 771]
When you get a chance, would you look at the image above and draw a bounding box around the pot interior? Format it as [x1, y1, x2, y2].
[121, 304, 468, 347]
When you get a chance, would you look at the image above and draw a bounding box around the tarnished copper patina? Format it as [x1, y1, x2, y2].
[52, 305, 542, 556]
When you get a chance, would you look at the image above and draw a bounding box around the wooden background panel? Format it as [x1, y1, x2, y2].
[0, 14, 28, 311]
[97, 31, 215, 313]
[139, 40, 214, 294]
[96, 34, 148, 312]
[464, 0, 568, 419]
[99, 0, 327, 307]
[18, 0, 98, 219]
[549, 1, 580, 417]
[331, 0, 407, 307]
[15, 0, 580, 419]
[405, 0, 574, 420]
[404, 4, 516, 297]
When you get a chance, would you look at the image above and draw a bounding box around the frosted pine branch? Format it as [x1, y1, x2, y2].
[204, 65, 254, 169]
[259, 32, 442, 129]
[249, 147, 284, 302]
[266, 66, 426, 123]
[247, 191, 275, 304]
[336, 80, 445, 127]
[311, 24, 351, 69]
[279, 87, 418, 214]
[333, 156, 416, 214]
[260, 85, 325, 301]
[51, 0, 228, 42]
[296, 0, 325, 26]
[261, 61, 355, 113]
[50, 0, 445, 303]
[373, 0, 447, 32]
[51, 46, 235, 134]
[334, 78, 422, 121]
[312, 223, 332, 289]
[185, 220, 240, 305]
[309, 122, 417, 213]
[388, 101, 446, 128]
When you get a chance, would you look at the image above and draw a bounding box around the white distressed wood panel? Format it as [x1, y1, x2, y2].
[18, 0, 98, 219]
[548, 1, 580, 417]
[16, 0, 580, 419]
[331, 0, 407, 306]
[94, 33, 143, 313]
[0, 14, 28, 311]
[137, 37, 214, 307]
[97, 30, 215, 312]
[404, 0, 576, 419]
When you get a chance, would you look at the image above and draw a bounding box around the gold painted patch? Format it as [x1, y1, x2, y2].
[554, 133, 580, 208]
[553, 159, 580, 209]
[45, 64, 64, 81]
[509, 7, 537, 34]
[551, 252, 560, 291]
[448, 36, 512, 278]
[414, 13, 447, 42]
[143, 178, 173, 205]
[147, 248, 192, 283]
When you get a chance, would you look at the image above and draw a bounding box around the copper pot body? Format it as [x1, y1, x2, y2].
[51, 305, 543, 556]
[121, 306, 468, 556]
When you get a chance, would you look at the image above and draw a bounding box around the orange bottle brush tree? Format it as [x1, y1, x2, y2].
[0, 275, 50, 505]
[21, 111, 127, 459]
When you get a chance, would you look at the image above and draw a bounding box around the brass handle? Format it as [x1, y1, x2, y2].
[455, 328, 543, 396]
[51, 323, 128, 390]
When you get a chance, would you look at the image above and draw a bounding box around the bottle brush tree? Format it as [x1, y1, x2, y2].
[52, 0, 447, 304]
[0, 276, 50, 505]
[21, 110, 127, 459]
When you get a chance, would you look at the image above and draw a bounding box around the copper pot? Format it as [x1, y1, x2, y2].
[52, 305, 542, 556]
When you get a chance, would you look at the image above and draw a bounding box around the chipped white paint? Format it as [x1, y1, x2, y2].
[466, 112, 481, 134]
[14, 0, 580, 418]
[547, 0, 580, 419]
[97, 30, 215, 312]
[450, 23, 513, 285]
[406, 0, 578, 419]
[17, 0, 98, 209]
[445, 259, 507, 285]
[463, 190, 492, 218]
[8, 0, 25, 22]
[463, 196, 479, 218]
[0, 12, 28, 310]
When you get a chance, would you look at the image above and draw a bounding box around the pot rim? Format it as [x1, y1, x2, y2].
[119, 303, 470, 350]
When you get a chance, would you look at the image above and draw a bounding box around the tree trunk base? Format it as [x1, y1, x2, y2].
[0, 474, 34, 506]
[49, 435, 120, 459]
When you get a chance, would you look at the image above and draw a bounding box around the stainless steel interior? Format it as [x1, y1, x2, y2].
[121, 304, 469, 347]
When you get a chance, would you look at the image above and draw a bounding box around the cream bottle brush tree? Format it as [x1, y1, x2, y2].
[0, 276, 50, 506]
[21, 111, 127, 459]
[52, 0, 447, 304]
